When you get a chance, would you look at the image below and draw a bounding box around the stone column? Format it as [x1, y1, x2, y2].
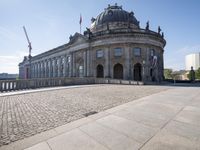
[34, 63, 37, 78]
[63, 56, 67, 77]
[36, 63, 38, 78]
[57, 57, 61, 77]
[44, 61, 46, 78]
[105, 47, 110, 78]
[146, 48, 150, 81]
[46, 60, 49, 78]
[41, 61, 45, 78]
[45, 61, 47, 78]
[33, 63, 36, 78]
[48, 59, 52, 78]
[68, 55, 72, 77]
[40, 61, 42, 78]
[33, 64, 36, 78]
[84, 50, 87, 77]
[72, 53, 76, 77]
[53, 59, 56, 78]
[124, 46, 130, 80]
[86, 50, 90, 77]
[31, 64, 34, 78]
[38, 62, 41, 78]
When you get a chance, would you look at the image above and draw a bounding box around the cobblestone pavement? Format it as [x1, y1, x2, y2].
[0, 85, 169, 146]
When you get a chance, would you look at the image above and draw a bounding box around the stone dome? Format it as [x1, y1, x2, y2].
[93, 4, 139, 27]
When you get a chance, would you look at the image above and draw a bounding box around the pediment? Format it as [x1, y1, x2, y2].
[69, 32, 88, 45]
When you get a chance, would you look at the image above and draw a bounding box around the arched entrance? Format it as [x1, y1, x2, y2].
[96, 64, 104, 78]
[134, 63, 142, 81]
[113, 63, 123, 79]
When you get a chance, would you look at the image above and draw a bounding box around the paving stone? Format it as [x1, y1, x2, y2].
[174, 107, 200, 127]
[164, 120, 200, 142]
[80, 122, 141, 150]
[54, 117, 93, 134]
[47, 129, 109, 150]
[0, 85, 167, 147]
[96, 115, 157, 143]
[114, 108, 168, 128]
[24, 142, 51, 150]
[140, 128, 200, 150]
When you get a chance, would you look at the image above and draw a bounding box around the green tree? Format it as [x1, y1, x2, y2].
[164, 69, 173, 79]
[195, 67, 200, 80]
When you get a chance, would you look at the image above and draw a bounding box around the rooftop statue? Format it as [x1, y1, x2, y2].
[146, 21, 149, 30]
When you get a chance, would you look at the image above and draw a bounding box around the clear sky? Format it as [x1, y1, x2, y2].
[0, 0, 200, 73]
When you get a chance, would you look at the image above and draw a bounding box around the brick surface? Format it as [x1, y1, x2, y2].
[0, 85, 168, 146]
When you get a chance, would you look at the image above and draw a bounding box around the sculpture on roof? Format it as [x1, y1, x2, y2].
[146, 21, 149, 30]
[158, 26, 161, 34]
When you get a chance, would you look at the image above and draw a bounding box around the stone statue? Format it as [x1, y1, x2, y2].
[158, 26, 161, 34]
[91, 17, 95, 23]
[161, 32, 164, 38]
[86, 27, 92, 39]
[190, 66, 195, 82]
[146, 21, 149, 30]
[69, 35, 73, 41]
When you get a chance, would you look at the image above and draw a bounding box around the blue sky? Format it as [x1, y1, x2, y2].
[0, 0, 200, 73]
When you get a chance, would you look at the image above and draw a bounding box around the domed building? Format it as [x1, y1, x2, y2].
[19, 4, 166, 82]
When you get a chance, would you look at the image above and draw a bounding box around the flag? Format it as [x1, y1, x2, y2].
[79, 14, 82, 25]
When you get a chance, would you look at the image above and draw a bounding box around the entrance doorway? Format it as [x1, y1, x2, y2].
[96, 64, 104, 78]
[113, 63, 123, 79]
[134, 63, 142, 81]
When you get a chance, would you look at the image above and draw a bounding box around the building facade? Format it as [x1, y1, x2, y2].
[19, 4, 166, 82]
[185, 53, 200, 70]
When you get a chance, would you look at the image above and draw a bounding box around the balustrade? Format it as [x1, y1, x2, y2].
[0, 78, 143, 92]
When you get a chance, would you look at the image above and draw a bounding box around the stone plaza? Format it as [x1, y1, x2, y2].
[0, 84, 200, 150]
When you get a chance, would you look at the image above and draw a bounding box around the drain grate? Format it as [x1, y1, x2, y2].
[83, 111, 98, 117]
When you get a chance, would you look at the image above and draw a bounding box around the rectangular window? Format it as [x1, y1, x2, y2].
[67, 56, 71, 63]
[133, 48, 141, 56]
[114, 48, 122, 56]
[62, 58, 65, 64]
[96, 50, 104, 58]
[150, 49, 155, 57]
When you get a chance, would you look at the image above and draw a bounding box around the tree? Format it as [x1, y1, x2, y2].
[195, 67, 200, 80]
[164, 69, 173, 79]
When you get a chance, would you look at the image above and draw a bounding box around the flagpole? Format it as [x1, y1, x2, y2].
[80, 23, 81, 34]
[79, 14, 82, 34]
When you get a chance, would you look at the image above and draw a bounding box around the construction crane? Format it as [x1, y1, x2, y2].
[23, 26, 32, 57]
[23, 26, 32, 79]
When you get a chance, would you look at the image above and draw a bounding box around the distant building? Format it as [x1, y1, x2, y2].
[185, 53, 200, 70]
[172, 70, 189, 80]
[0, 73, 18, 80]
[19, 4, 166, 82]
